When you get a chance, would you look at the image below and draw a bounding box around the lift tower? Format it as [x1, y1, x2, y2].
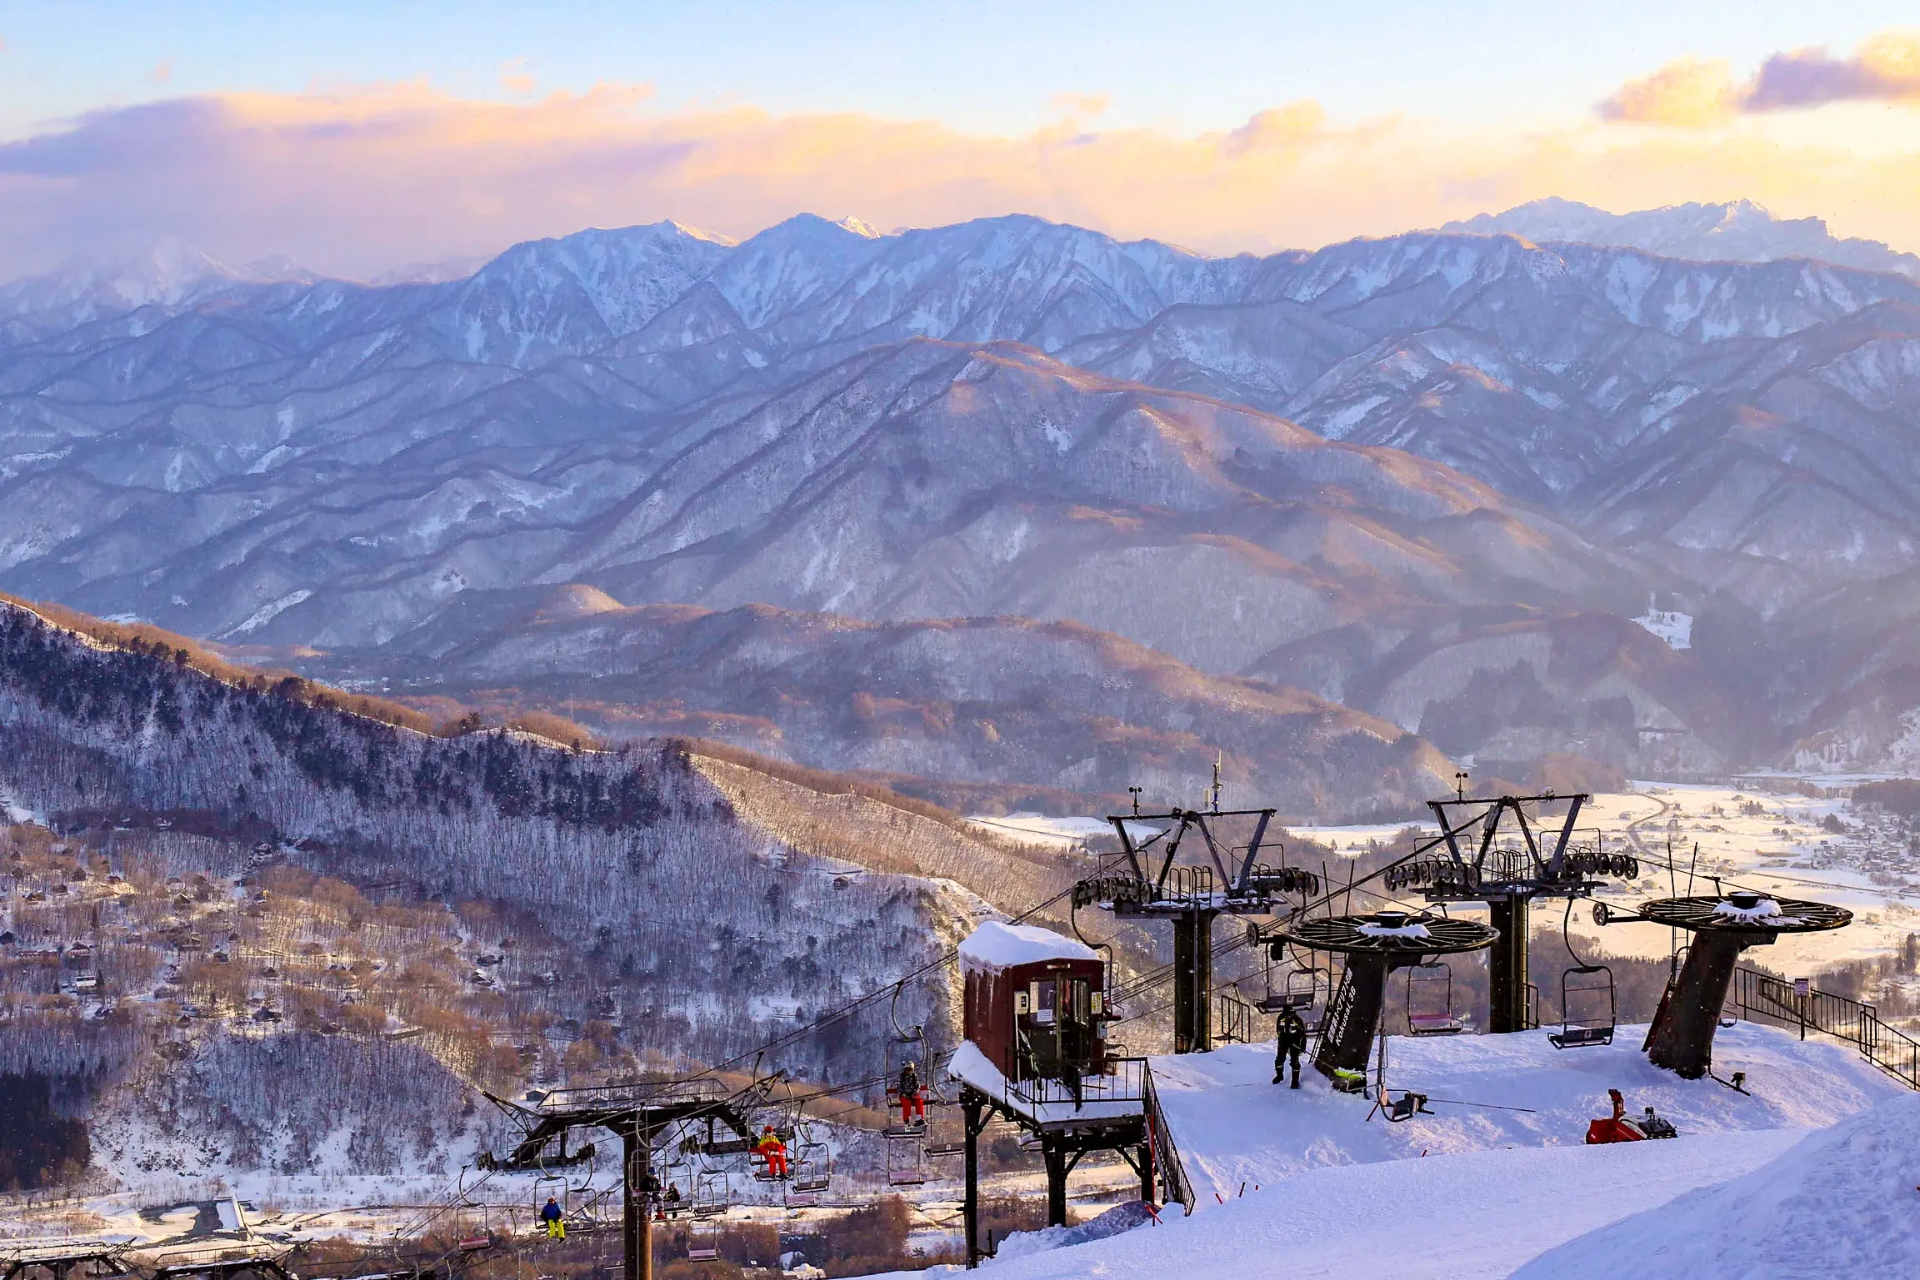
[1382, 792, 1640, 1033]
[484, 1078, 767, 1280]
[1273, 909, 1498, 1082]
[1072, 805, 1317, 1052]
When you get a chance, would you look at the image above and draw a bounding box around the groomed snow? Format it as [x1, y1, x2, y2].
[1515, 1093, 1920, 1279]
[885, 1132, 1804, 1280]
[958, 921, 1095, 973]
[874, 1022, 1908, 1279]
[1152, 1022, 1902, 1202]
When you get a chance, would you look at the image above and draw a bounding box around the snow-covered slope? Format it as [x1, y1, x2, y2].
[1515, 1092, 1920, 1279]
[1151, 1023, 1902, 1201]
[898, 1132, 1801, 1280]
[882, 1022, 1907, 1280]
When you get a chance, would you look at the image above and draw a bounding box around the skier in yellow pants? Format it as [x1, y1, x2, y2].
[540, 1195, 566, 1239]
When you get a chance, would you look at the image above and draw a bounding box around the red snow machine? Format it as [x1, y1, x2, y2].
[1586, 1088, 1677, 1143]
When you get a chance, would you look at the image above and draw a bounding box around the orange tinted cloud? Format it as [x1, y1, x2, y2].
[1602, 28, 1920, 126]
[1599, 57, 1739, 126]
[0, 82, 1914, 281]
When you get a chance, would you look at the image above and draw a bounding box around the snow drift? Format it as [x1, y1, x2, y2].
[1514, 1092, 1920, 1279]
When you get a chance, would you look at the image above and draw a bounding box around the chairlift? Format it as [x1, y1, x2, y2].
[885, 1137, 927, 1187]
[1406, 961, 1463, 1036]
[786, 1136, 831, 1206]
[884, 996, 930, 1137]
[690, 1169, 731, 1221]
[1252, 936, 1325, 1015]
[533, 1173, 570, 1219]
[687, 1214, 721, 1263]
[1549, 901, 1617, 1049]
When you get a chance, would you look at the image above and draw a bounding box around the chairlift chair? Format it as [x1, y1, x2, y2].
[885, 987, 931, 1136]
[532, 1174, 570, 1225]
[686, 1216, 721, 1263]
[1549, 963, 1617, 1049]
[1549, 900, 1618, 1049]
[1406, 961, 1463, 1036]
[885, 1137, 927, 1187]
[788, 1138, 831, 1201]
[690, 1169, 731, 1220]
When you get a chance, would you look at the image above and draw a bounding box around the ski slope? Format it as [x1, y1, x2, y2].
[905, 1130, 1802, 1279]
[1152, 1022, 1901, 1201]
[1515, 1093, 1920, 1279]
[882, 1022, 1907, 1278]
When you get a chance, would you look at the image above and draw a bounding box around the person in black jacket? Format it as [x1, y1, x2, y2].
[897, 1060, 926, 1127]
[1274, 1007, 1308, 1088]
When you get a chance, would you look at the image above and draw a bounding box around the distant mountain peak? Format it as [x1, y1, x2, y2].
[1443, 198, 1919, 279]
[662, 219, 738, 247]
[0, 235, 329, 324]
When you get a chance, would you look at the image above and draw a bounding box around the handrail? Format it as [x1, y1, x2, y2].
[1213, 989, 1257, 1045]
[1003, 1056, 1149, 1110]
[1139, 1062, 1193, 1214]
[1728, 965, 1920, 1091]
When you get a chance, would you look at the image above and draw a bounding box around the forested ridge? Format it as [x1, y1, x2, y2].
[0, 599, 995, 1191]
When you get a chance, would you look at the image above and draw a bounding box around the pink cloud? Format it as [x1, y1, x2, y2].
[1746, 30, 1920, 111]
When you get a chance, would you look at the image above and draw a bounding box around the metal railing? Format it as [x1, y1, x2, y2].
[1728, 966, 1920, 1091]
[1140, 1061, 1194, 1214]
[1003, 1055, 1149, 1111]
[1213, 989, 1258, 1046]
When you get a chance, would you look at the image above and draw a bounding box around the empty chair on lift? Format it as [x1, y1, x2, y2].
[1406, 961, 1463, 1036]
[886, 1137, 927, 1187]
[1550, 963, 1617, 1049]
[1258, 963, 1322, 1015]
[786, 1138, 832, 1206]
[1549, 902, 1618, 1049]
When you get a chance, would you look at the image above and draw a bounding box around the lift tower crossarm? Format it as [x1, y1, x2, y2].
[1232, 810, 1273, 897]
[481, 1077, 766, 1280]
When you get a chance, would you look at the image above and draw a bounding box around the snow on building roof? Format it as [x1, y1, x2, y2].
[958, 920, 1097, 973]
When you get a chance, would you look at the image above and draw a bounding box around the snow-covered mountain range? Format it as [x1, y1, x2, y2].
[1445, 197, 1920, 280]
[4, 205, 1920, 790]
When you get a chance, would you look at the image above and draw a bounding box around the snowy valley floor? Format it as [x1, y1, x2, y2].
[885, 1021, 1911, 1279]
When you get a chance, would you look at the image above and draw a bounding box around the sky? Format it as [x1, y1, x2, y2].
[0, 2, 1917, 280]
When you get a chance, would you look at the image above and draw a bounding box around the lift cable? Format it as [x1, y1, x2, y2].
[683, 884, 1075, 1083]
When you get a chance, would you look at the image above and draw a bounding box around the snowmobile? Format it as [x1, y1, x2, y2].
[1585, 1088, 1678, 1143]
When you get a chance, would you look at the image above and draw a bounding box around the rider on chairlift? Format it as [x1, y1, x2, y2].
[897, 1059, 926, 1128]
[540, 1195, 565, 1239]
[755, 1125, 789, 1178]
